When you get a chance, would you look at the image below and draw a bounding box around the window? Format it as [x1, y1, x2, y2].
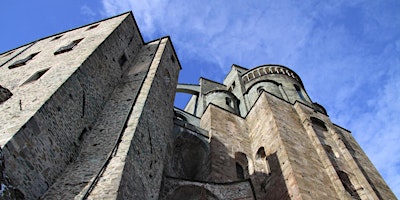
[230, 82, 236, 91]
[256, 147, 271, 174]
[311, 117, 327, 131]
[337, 170, 361, 199]
[225, 97, 232, 107]
[54, 38, 83, 55]
[257, 86, 264, 94]
[118, 53, 127, 66]
[2, 51, 14, 57]
[8, 52, 39, 69]
[294, 84, 306, 101]
[86, 24, 99, 30]
[235, 152, 249, 179]
[21, 68, 49, 85]
[51, 35, 63, 41]
[236, 163, 245, 179]
[0, 85, 13, 104]
[171, 55, 176, 63]
[257, 147, 266, 159]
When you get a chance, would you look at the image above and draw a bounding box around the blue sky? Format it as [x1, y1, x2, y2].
[1, 0, 399, 197]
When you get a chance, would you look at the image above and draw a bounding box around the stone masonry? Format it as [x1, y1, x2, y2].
[0, 11, 397, 200]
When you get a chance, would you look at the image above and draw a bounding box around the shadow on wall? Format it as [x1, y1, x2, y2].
[162, 133, 290, 200]
[163, 121, 210, 182]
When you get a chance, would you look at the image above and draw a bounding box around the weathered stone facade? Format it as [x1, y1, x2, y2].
[0, 12, 397, 200]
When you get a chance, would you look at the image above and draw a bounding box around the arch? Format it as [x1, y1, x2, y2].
[294, 84, 306, 101]
[176, 84, 200, 95]
[337, 170, 361, 199]
[255, 147, 271, 174]
[311, 117, 328, 131]
[246, 80, 283, 107]
[167, 185, 219, 200]
[235, 152, 249, 179]
[171, 132, 209, 180]
[204, 90, 239, 114]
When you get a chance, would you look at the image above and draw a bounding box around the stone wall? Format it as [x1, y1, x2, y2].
[0, 13, 144, 199]
[160, 177, 255, 199]
[86, 37, 180, 199]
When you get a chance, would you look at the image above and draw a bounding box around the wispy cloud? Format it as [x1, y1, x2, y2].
[101, 0, 400, 196]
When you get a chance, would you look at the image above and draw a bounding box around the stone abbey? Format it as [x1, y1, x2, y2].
[0, 12, 396, 199]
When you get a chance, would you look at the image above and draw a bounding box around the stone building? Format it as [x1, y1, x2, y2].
[0, 12, 396, 200]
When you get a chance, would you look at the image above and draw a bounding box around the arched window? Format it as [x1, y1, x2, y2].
[236, 163, 245, 179]
[235, 152, 249, 179]
[257, 86, 264, 94]
[294, 84, 306, 101]
[256, 147, 271, 174]
[311, 117, 328, 131]
[225, 97, 232, 107]
[337, 170, 361, 199]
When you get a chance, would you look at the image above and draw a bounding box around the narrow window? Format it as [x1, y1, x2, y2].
[170, 55, 176, 63]
[230, 82, 236, 91]
[118, 53, 127, 66]
[2, 51, 14, 57]
[86, 24, 99, 30]
[21, 68, 49, 85]
[9, 52, 39, 69]
[235, 152, 249, 179]
[236, 163, 245, 179]
[225, 97, 232, 107]
[51, 35, 63, 41]
[337, 170, 361, 199]
[54, 38, 83, 55]
[256, 147, 271, 174]
[257, 86, 264, 94]
[294, 84, 306, 101]
[0, 85, 13, 104]
[311, 117, 328, 131]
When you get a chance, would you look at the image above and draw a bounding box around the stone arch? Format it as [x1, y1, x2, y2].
[310, 117, 329, 143]
[204, 90, 239, 114]
[171, 132, 209, 180]
[294, 84, 306, 101]
[246, 80, 283, 107]
[235, 152, 249, 179]
[337, 170, 361, 199]
[167, 185, 219, 200]
[248, 80, 282, 96]
[255, 147, 271, 174]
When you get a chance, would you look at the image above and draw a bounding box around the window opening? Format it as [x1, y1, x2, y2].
[236, 163, 245, 179]
[171, 55, 176, 63]
[118, 53, 127, 66]
[256, 147, 271, 174]
[230, 82, 236, 91]
[21, 68, 49, 85]
[3, 51, 14, 57]
[337, 170, 361, 199]
[311, 117, 328, 131]
[257, 86, 264, 94]
[0, 85, 13, 104]
[294, 84, 306, 101]
[9, 52, 39, 69]
[225, 97, 232, 106]
[51, 35, 63, 41]
[54, 38, 83, 55]
[257, 147, 266, 158]
[86, 24, 99, 30]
